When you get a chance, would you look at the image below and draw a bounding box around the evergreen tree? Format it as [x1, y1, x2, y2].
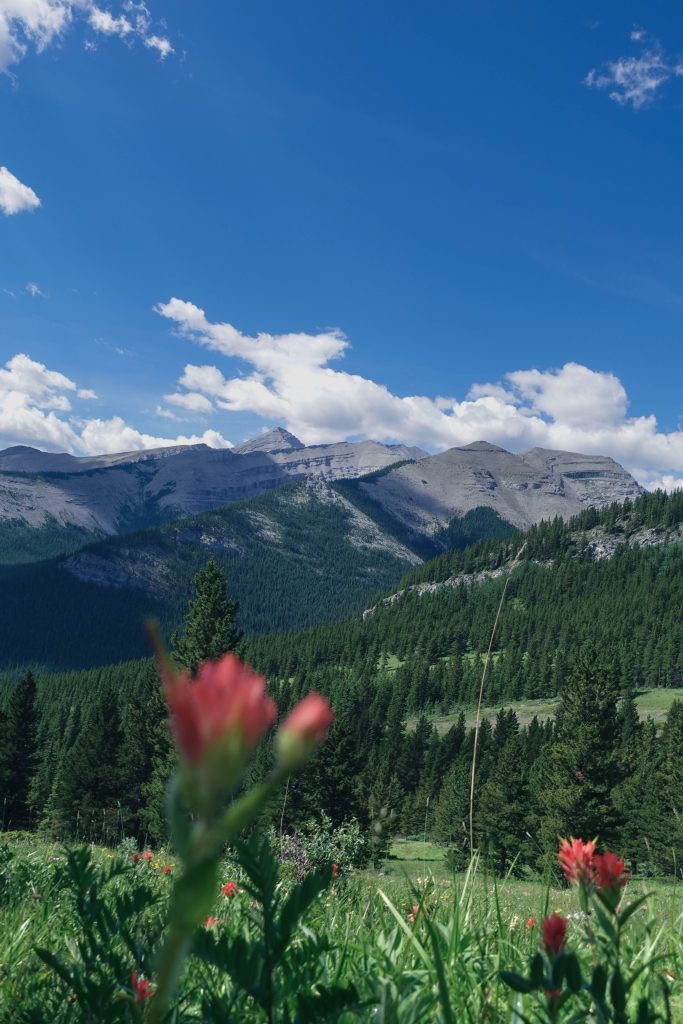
[172, 559, 242, 674]
[0, 671, 38, 829]
[479, 734, 531, 875]
[532, 645, 624, 859]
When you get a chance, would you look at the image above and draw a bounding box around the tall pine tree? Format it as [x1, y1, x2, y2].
[171, 559, 242, 674]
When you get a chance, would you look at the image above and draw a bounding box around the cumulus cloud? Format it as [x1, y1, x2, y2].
[0, 0, 173, 73]
[164, 390, 214, 414]
[156, 298, 683, 490]
[78, 418, 231, 454]
[585, 31, 683, 109]
[0, 166, 40, 215]
[0, 352, 232, 455]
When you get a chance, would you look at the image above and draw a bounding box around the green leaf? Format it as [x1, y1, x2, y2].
[500, 971, 535, 994]
[617, 894, 649, 928]
[593, 900, 618, 943]
[276, 867, 330, 957]
[530, 953, 545, 988]
[564, 953, 582, 994]
[610, 969, 626, 1016]
[295, 983, 363, 1022]
[591, 964, 608, 1001]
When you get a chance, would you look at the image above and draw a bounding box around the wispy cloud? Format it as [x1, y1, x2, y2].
[585, 30, 683, 109]
[0, 166, 40, 215]
[0, 0, 174, 74]
[25, 281, 44, 297]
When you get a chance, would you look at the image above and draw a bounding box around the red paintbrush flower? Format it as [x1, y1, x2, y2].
[142, 851, 153, 861]
[161, 653, 277, 767]
[222, 881, 238, 897]
[559, 837, 596, 885]
[542, 913, 567, 957]
[593, 850, 630, 892]
[162, 865, 172, 875]
[131, 970, 154, 1002]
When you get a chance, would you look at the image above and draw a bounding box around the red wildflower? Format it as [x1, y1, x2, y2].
[222, 881, 238, 897]
[131, 854, 141, 863]
[593, 851, 630, 892]
[526, 916, 536, 930]
[559, 837, 596, 885]
[142, 851, 153, 862]
[204, 915, 220, 928]
[331, 863, 339, 879]
[161, 652, 277, 766]
[542, 914, 567, 957]
[162, 865, 172, 875]
[411, 904, 419, 915]
[408, 913, 415, 925]
[277, 693, 334, 770]
[131, 971, 154, 1002]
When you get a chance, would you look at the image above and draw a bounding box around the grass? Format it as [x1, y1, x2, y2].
[410, 687, 683, 734]
[1, 832, 682, 1021]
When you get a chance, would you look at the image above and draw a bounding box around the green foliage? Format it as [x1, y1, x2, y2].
[0, 516, 103, 565]
[0, 671, 38, 829]
[1, 835, 681, 1021]
[171, 559, 242, 673]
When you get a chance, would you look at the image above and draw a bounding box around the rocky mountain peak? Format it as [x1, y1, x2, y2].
[234, 427, 305, 455]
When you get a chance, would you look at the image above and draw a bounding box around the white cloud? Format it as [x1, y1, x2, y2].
[585, 33, 683, 109]
[25, 280, 44, 297]
[78, 417, 232, 454]
[144, 32, 171, 58]
[0, 352, 232, 455]
[156, 298, 683, 488]
[0, 0, 173, 73]
[164, 390, 213, 414]
[0, 166, 40, 215]
[88, 5, 131, 36]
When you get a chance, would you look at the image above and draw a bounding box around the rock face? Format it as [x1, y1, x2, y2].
[356, 441, 643, 536]
[0, 433, 427, 534]
[0, 432, 642, 546]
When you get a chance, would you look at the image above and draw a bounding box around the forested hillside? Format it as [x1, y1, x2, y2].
[0, 479, 420, 669]
[2, 488, 683, 877]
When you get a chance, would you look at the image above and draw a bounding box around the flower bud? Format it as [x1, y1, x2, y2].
[276, 692, 334, 772]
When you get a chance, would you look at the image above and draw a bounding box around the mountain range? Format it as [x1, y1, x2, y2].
[0, 430, 644, 669]
[0, 429, 641, 561]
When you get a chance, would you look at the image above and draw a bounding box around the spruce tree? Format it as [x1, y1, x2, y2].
[532, 644, 624, 858]
[479, 734, 531, 875]
[172, 560, 242, 674]
[0, 671, 38, 830]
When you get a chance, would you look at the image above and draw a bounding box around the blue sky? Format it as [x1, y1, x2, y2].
[1, 1, 683, 486]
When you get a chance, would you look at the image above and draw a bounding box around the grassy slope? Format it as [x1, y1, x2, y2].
[407, 687, 683, 734]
